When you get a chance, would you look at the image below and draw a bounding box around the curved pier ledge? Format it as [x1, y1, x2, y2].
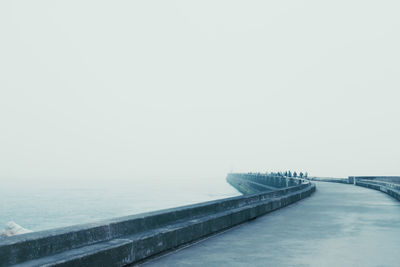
[0, 174, 314, 267]
[353, 177, 400, 201]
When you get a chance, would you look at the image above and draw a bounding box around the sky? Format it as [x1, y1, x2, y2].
[1, 0, 399, 180]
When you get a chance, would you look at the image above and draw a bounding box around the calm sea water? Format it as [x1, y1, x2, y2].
[0, 176, 240, 232]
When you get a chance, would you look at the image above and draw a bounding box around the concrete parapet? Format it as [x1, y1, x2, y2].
[0, 175, 315, 267]
[351, 176, 400, 185]
[355, 180, 400, 201]
[226, 173, 305, 194]
[309, 177, 350, 184]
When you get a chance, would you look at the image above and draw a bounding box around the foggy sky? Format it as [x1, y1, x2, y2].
[1, 0, 399, 180]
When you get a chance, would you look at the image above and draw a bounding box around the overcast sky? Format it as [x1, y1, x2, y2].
[1, 1, 399, 181]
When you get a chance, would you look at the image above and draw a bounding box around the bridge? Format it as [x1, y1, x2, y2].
[1, 174, 399, 266]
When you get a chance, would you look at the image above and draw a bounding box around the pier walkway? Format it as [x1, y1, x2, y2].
[143, 182, 400, 267]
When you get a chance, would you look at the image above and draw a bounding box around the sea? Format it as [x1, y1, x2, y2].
[0, 176, 240, 232]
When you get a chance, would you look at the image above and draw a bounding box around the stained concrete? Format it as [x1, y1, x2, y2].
[356, 180, 400, 201]
[0, 176, 314, 266]
[142, 182, 400, 267]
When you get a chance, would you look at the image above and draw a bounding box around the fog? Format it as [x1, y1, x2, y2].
[1, 0, 400, 181]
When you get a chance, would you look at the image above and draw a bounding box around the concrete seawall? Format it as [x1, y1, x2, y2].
[0, 174, 315, 267]
[350, 176, 400, 184]
[309, 177, 350, 184]
[306, 176, 400, 202]
[226, 173, 304, 194]
[355, 179, 400, 201]
[143, 181, 400, 267]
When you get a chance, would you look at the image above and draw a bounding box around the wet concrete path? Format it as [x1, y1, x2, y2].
[142, 182, 400, 267]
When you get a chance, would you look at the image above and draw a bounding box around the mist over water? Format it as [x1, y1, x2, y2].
[1, 1, 400, 231]
[0, 176, 240, 231]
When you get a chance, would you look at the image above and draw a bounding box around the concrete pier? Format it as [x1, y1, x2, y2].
[0, 174, 314, 266]
[143, 182, 400, 267]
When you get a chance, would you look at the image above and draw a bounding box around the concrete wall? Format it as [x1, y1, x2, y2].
[350, 176, 400, 184]
[226, 173, 304, 195]
[355, 179, 400, 201]
[0, 174, 315, 267]
[309, 177, 350, 184]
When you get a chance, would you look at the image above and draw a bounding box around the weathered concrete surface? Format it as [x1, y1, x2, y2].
[309, 177, 349, 184]
[356, 180, 400, 201]
[143, 182, 400, 267]
[0, 175, 314, 266]
[226, 173, 305, 195]
[351, 176, 400, 184]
